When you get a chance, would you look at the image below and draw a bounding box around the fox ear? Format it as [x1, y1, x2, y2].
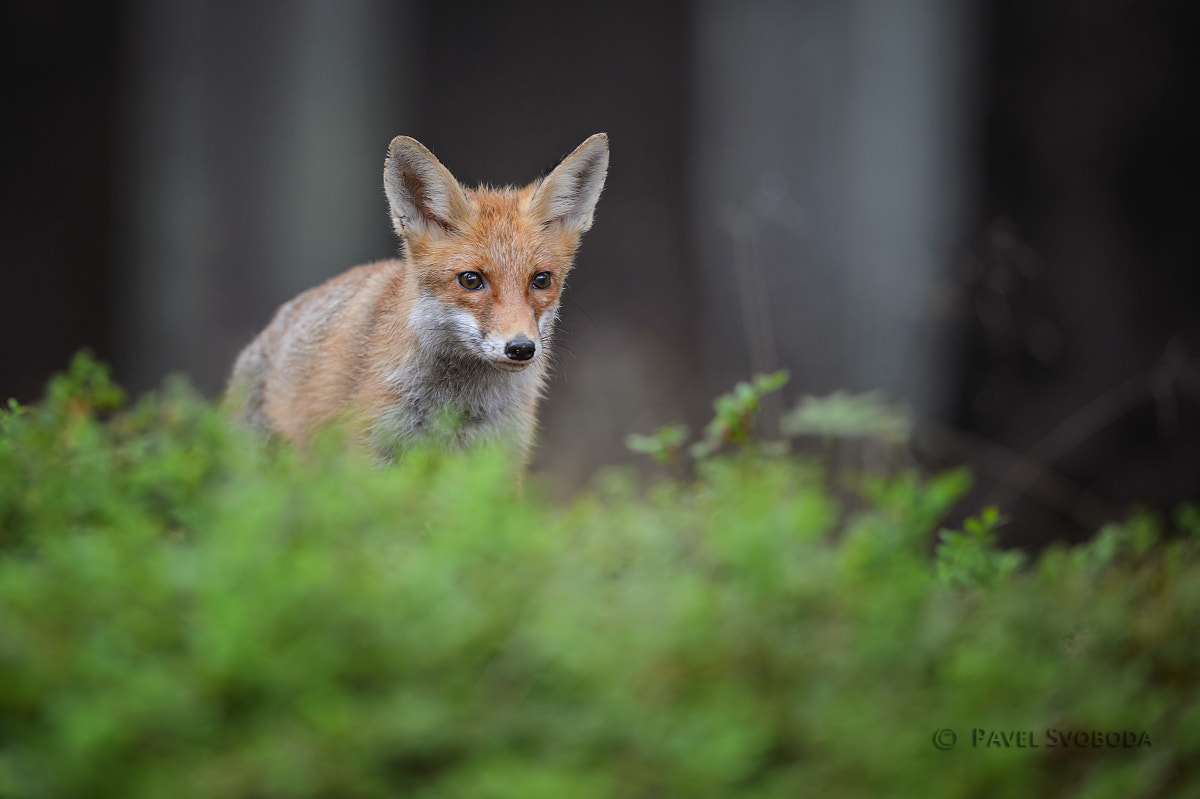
[530, 133, 609, 234]
[384, 136, 471, 241]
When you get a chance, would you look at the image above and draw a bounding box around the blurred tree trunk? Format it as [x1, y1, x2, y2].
[0, 4, 121, 402]
[119, 0, 413, 395]
[691, 0, 976, 417]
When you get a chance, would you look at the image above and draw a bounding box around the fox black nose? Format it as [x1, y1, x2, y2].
[504, 336, 536, 361]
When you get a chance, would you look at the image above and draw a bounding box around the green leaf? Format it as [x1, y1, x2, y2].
[781, 390, 911, 443]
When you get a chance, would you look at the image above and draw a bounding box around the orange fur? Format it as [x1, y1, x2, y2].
[226, 134, 609, 467]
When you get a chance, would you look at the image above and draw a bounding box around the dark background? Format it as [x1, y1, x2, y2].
[4, 0, 1197, 547]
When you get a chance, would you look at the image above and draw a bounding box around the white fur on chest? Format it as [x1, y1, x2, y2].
[374, 356, 540, 448]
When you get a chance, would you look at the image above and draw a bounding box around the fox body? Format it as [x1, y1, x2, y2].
[226, 133, 609, 464]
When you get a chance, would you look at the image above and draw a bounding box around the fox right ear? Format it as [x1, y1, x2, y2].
[384, 136, 471, 241]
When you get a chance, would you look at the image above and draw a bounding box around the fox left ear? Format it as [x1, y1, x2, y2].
[384, 136, 472, 242]
[530, 133, 609, 235]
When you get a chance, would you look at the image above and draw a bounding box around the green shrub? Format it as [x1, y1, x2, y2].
[0, 354, 1197, 797]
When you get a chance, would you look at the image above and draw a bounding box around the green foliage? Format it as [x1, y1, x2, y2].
[781, 390, 912, 444]
[625, 377, 911, 471]
[625, 423, 690, 466]
[689, 370, 789, 459]
[624, 371, 790, 467]
[1, 354, 1198, 798]
[936, 506, 1025, 589]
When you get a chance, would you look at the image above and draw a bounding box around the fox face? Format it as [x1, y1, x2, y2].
[385, 134, 608, 375]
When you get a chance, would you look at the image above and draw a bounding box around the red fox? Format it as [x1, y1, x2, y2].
[225, 133, 609, 465]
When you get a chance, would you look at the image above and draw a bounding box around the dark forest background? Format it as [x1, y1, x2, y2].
[3, 0, 1197, 548]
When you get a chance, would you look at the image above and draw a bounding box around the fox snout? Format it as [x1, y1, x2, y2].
[478, 327, 540, 372]
[504, 336, 536, 362]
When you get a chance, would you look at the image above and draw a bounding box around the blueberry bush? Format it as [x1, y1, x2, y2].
[0, 354, 1197, 797]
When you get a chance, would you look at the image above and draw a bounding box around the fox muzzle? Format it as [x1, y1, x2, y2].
[504, 336, 536, 361]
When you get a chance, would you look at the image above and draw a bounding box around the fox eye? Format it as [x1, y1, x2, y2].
[457, 271, 484, 290]
[530, 272, 552, 290]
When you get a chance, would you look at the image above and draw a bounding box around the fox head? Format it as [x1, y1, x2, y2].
[383, 134, 608, 373]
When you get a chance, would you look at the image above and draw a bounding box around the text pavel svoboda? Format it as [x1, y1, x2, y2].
[972, 729, 1152, 748]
